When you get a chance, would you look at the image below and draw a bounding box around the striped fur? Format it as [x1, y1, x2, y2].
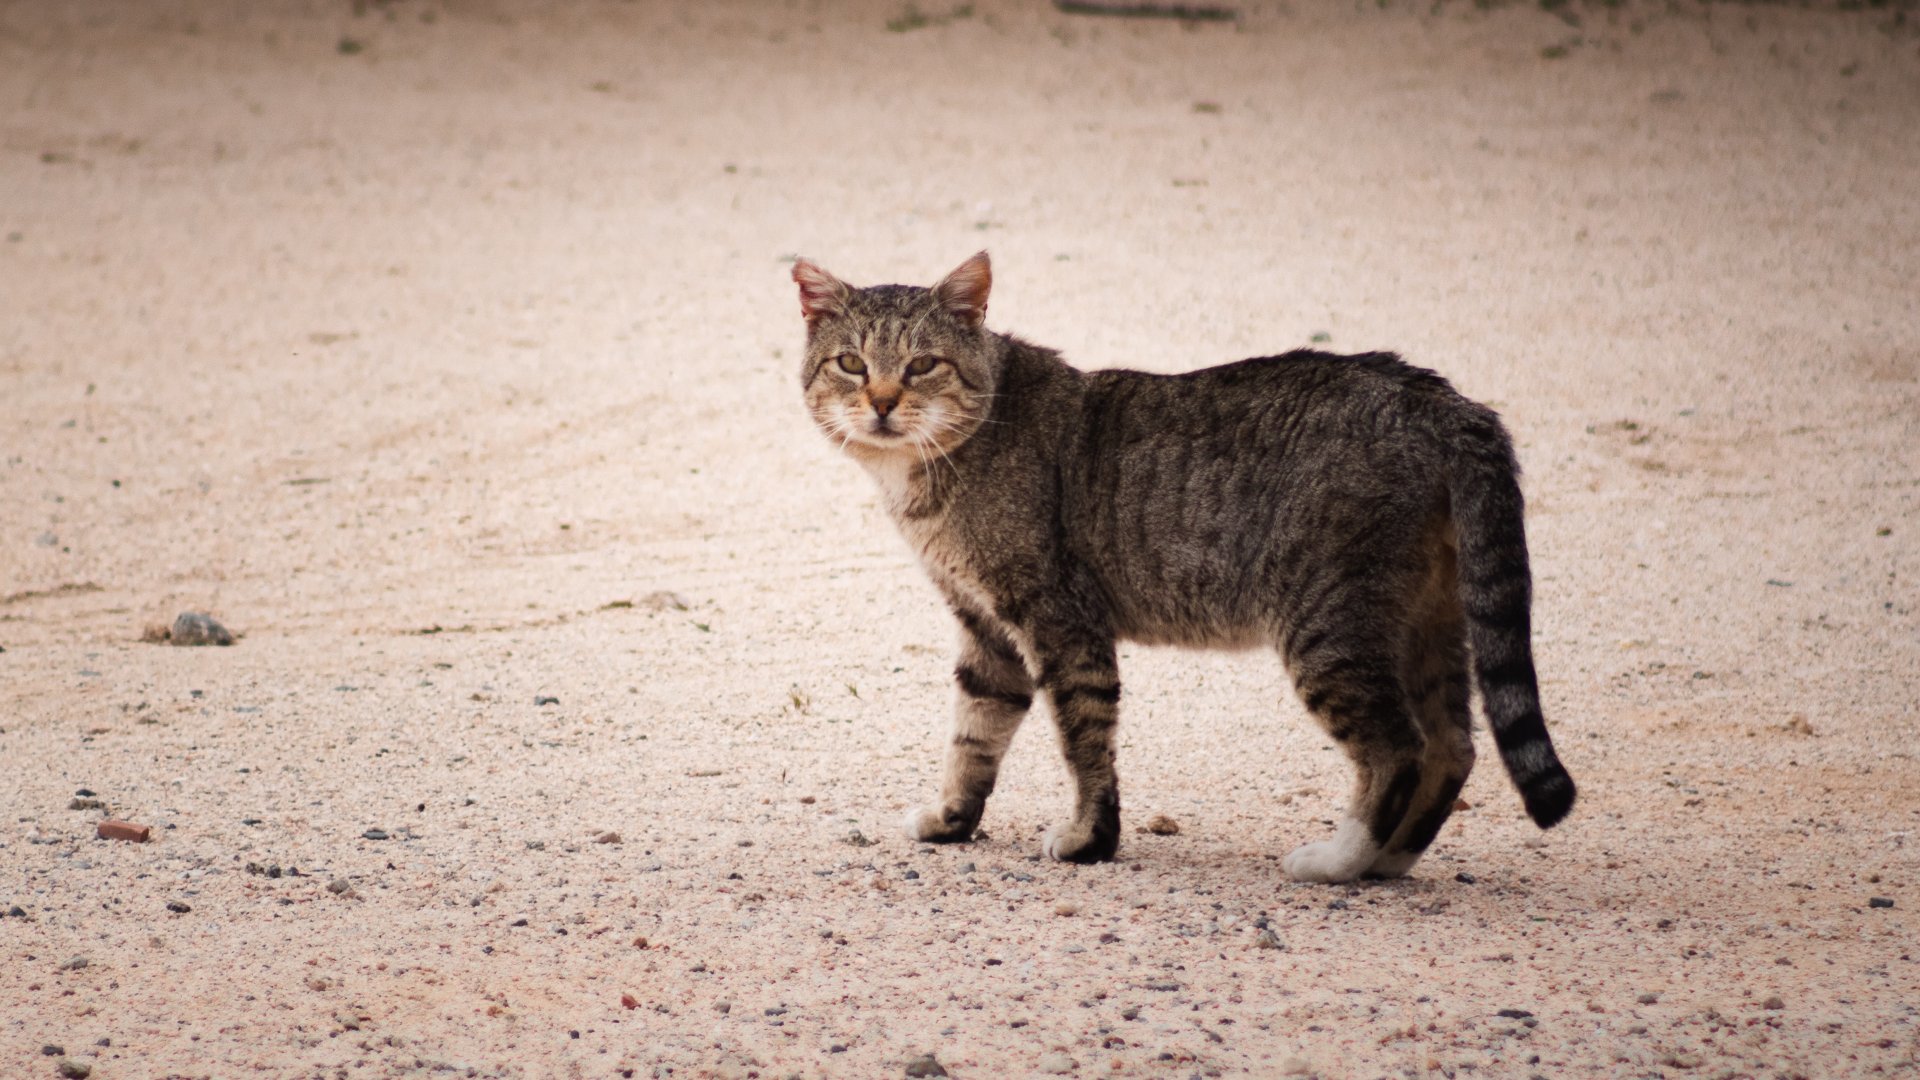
[796, 253, 1576, 882]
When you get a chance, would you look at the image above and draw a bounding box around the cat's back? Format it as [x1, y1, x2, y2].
[1083, 349, 1454, 438]
[1063, 350, 1467, 641]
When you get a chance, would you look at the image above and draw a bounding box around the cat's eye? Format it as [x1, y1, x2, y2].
[836, 354, 866, 376]
[905, 356, 942, 377]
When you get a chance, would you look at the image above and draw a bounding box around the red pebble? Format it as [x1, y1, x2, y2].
[97, 820, 152, 843]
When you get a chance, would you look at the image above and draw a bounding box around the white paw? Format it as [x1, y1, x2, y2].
[1281, 819, 1377, 884]
[1042, 821, 1092, 862]
[903, 806, 945, 841]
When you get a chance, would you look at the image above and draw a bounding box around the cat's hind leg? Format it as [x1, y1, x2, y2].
[1281, 628, 1426, 884]
[1368, 600, 1476, 879]
[906, 608, 1034, 844]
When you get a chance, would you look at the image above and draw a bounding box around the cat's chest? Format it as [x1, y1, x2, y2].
[863, 460, 997, 608]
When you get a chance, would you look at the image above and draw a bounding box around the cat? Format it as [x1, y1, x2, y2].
[791, 251, 1575, 883]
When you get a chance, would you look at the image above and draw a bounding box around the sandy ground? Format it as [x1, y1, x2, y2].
[3, 1, 1918, 1077]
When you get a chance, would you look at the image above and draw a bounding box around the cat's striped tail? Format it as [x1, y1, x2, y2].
[1444, 404, 1576, 828]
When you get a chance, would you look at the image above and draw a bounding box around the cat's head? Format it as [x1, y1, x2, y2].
[792, 252, 999, 460]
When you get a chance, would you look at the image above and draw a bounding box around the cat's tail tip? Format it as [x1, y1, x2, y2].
[1518, 762, 1577, 829]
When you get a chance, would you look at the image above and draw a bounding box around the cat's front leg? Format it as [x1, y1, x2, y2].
[906, 608, 1034, 844]
[1029, 628, 1123, 864]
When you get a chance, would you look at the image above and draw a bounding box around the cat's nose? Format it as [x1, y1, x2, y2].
[869, 391, 900, 418]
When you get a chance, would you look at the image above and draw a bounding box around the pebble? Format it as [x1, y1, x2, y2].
[1144, 814, 1180, 836]
[903, 1052, 948, 1077]
[58, 956, 89, 971]
[326, 878, 352, 895]
[1037, 1050, 1077, 1074]
[639, 590, 691, 611]
[1255, 928, 1283, 950]
[167, 901, 192, 913]
[74, 788, 95, 797]
[68, 797, 103, 810]
[1869, 897, 1894, 909]
[6, 906, 27, 918]
[1455, 872, 1477, 885]
[1763, 995, 1785, 1010]
[1054, 902, 1078, 916]
[845, 830, 875, 847]
[96, 820, 151, 842]
[714, 1000, 731, 1014]
[362, 828, 390, 841]
[42, 1044, 63, 1055]
[57, 1061, 91, 1079]
[169, 611, 234, 647]
[594, 831, 622, 844]
[1637, 992, 1661, 1005]
[534, 696, 560, 706]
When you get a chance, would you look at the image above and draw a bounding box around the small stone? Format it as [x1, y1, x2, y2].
[1496, 1008, 1534, 1019]
[73, 788, 96, 798]
[362, 828, 389, 841]
[57, 1061, 92, 1079]
[326, 878, 352, 895]
[1637, 992, 1660, 1005]
[714, 1000, 731, 1014]
[1054, 902, 1078, 916]
[903, 1052, 949, 1077]
[166, 900, 191, 913]
[958, 862, 975, 874]
[1666, 1051, 1703, 1069]
[845, 830, 875, 847]
[41, 1045, 63, 1056]
[58, 956, 89, 971]
[1121, 1006, 1140, 1020]
[1763, 995, 1785, 1010]
[168, 611, 234, 647]
[1255, 928, 1283, 950]
[903, 869, 919, 880]
[1454, 871, 1477, 884]
[7, 905, 28, 918]
[1036, 1051, 1076, 1074]
[594, 831, 622, 844]
[1452, 797, 1472, 811]
[1869, 897, 1894, 909]
[96, 820, 151, 842]
[1144, 814, 1180, 836]
[534, 696, 560, 706]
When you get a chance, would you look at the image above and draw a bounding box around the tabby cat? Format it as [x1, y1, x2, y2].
[792, 252, 1575, 882]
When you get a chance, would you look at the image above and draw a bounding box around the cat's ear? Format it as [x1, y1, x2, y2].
[792, 258, 852, 324]
[932, 251, 992, 329]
